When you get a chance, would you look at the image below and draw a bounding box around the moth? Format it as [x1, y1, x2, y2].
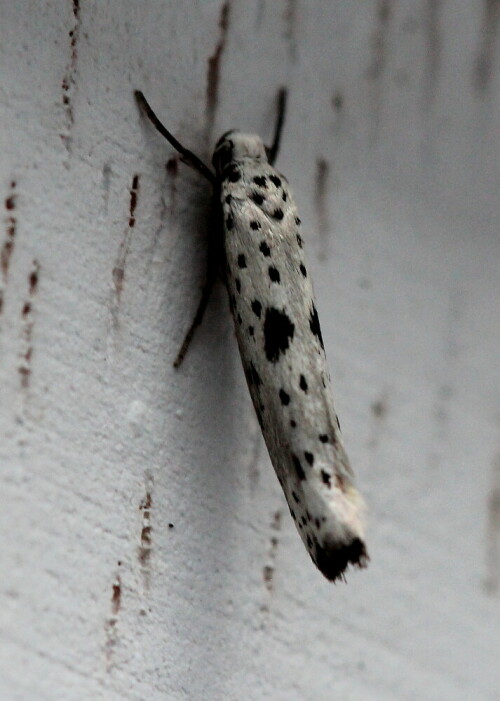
[135, 89, 368, 581]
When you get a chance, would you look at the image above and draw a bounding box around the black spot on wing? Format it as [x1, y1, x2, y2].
[268, 266, 280, 283]
[253, 175, 267, 187]
[251, 300, 262, 318]
[237, 254, 246, 268]
[270, 175, 282, 188]
[226, 215, 234, 230]
[263, 307, 295, 362]
[304, 452, 314, 466]
[282, 190, 287, 202]
[272, 208, 284, 220]
[296, 233, 303, 248]
[279, 388, 290, 405]
[251, 192, 265, 205]
[235, 278, 241, 293]
[319, 434, 329, 443]
[259, 241, 271, 257]
[299, 374, 308, 392]
[309, 303, 324, 350]
[250, 220, 261, 231]
[295, 216, 301, 225]
[299, 264, 307, 277]
[321, 470, 331, 487]
[292, 454, 305, 480]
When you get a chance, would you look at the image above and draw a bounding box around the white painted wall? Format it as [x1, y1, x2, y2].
[1, 1, 499, 699]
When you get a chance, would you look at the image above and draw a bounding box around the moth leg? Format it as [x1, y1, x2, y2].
[266, 87, 288, 166]
[135, 90, 215, 184]
[173, 265, 216, 368]
[173, 208, 222, 368]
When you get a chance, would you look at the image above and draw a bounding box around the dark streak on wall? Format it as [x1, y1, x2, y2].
[18, 260, 40, 389]
[473, 0, 500, 92]
[61, 0, 82, 150]
[315, 158, 330, 262]
[206, 1, 232, 135]
[105, 567, 122, 669]
[484, 455, 500, 594]
[283, 0, 298, 61]
[366, 0, 393, 141]
[422, 0, 442, 108]
[112, 174, 141, 305]
[262, 510, 282, 594]
[0, 181, 17, 314]
[166, 157, 179, 213]
[138, 477, 154, 589]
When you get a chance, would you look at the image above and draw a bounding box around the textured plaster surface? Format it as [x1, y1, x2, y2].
[0, 2, 499, 699]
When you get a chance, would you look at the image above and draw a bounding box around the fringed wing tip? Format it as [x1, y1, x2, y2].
[314, 537, 369, 583]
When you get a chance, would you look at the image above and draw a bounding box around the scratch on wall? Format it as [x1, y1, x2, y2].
[366, 393, 389, 461]
[138, 475, 154, 589]
[473, 0, 500, 92]
[102, 163, 112, 214]
[314, 158, 330, 262]
[61, 0, 82, 151]
[247, 423, 263, 493]
[104, 567, 122, 670]
[0, 181, 17, 315]
[366, 0, 393, 142]
[111, 174, 140, 328]
[144, 162, 176, 279]
[283, 0, 298, 61]
[166, 157, 179, 214]
[206, 1, 232, 136]
[484, 453, 500, 594]
[262, 510, 282, 597]
[422, 0, 443, 109]
[18, 261, 40, 389]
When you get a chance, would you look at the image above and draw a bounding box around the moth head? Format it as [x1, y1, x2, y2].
[212, 130, 268, 173]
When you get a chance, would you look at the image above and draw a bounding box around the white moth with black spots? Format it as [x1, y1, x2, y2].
[135, 89, 368, 582]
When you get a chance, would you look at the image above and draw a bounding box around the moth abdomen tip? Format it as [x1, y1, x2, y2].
[315, 537, 369, 583]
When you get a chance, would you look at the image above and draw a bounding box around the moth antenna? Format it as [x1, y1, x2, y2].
[135, 90, 215, 184]
[266, 87, 288, 166]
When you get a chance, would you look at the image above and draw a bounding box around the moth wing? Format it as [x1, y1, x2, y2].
[222, 161, 368, 581]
